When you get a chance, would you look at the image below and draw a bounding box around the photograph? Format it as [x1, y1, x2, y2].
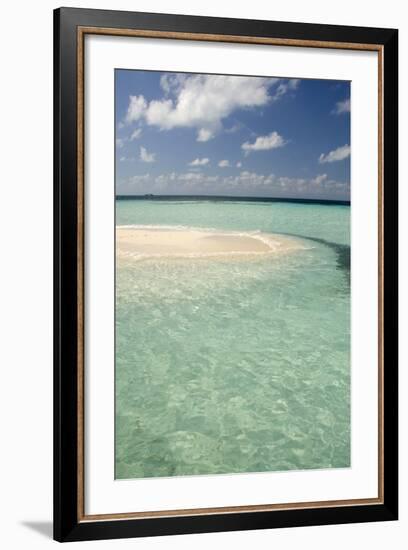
[114, 69, 351, 480]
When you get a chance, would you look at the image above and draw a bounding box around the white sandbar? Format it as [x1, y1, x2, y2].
[116, 226, 302, 261]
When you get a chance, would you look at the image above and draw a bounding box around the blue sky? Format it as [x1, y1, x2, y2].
[115, 70, 350, 200]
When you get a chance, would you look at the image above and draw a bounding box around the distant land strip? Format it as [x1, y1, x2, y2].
[115, 195, 351, 206]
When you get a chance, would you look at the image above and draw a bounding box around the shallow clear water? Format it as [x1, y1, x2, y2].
[115, 199, 350, 479]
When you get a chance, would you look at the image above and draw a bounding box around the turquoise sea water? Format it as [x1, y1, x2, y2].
[115, 199, 350, 479]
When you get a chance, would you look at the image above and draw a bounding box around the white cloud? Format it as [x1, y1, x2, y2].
[126, 95, 147, 123]
[319, 144, 350, 164]
[288, 79, 300, 90]
[160, 73, 187, 95]
[118, 170, 349, 200]
[144, 75, 271, 135]
[312, 174, 328, 185]
[225, 123, 241, 134]
[197, 128, 214, 142]
[333, 98, 350, 114]
[124, 75, 299, 141]
[178, 172, 217, 182]
[116, 138, 125, 148]
[236, 162, 242, 168]
[218, 159, 230, 168]
[242, 131, 287, 154]
[189, 157, 210, 166]
[129, 174, 150, 184]
[130, 128, 142, 140]
[119, 156, 135, 162]
[139, 146, 155, 163]
[273, 78, 300, 100]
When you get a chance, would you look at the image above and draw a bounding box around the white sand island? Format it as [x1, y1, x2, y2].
[117, 226, 302, 261]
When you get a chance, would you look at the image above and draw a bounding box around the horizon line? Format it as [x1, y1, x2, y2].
[115, 194, 350, 205]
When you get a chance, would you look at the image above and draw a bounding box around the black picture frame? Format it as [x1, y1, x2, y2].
[54, 7, 398, 542]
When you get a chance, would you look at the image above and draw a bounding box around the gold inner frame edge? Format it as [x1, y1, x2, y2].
[76, 26, 384, 522]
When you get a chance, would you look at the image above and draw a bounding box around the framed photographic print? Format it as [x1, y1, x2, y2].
[54, 7, 398, 542]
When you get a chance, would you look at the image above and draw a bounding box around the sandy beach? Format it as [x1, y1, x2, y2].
[116, 226, 301, 260]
